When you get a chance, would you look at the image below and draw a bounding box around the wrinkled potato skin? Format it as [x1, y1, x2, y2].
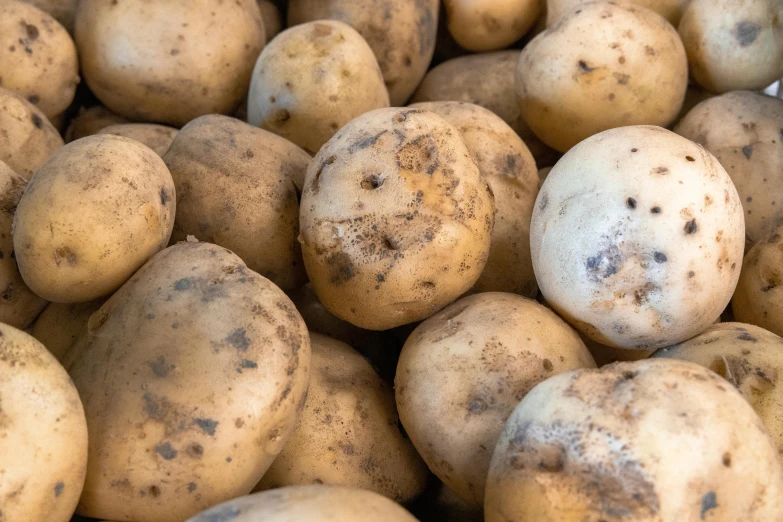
[64, 105, 129, 143]
[21, 0, 77, 33]
[67, 242, 311, 522]
[0, 324, 88, 522]
[547, 0, 687, 26]
[486, 359, 783, 521]
[29, 299, 104, 362]
[443, 0, 539, 52]
[97, 123, 178, 158]
[299, 108, 494, 331]
[733, 226, 783, 337]
[287, 0, 439, 106]
[396, 293, 596, 506]
[258, 0, 282, 42]
[164, 115, 308, 290]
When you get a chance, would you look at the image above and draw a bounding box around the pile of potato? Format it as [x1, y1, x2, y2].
[1, 0, 783, 521]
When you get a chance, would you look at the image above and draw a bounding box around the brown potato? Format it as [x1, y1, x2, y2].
[442, 0, 539, 52]
[97, 123, 178, 158]
[64, 105, 129, 143]
[733, 225, 783, 336]
[29, 299, 104, 362]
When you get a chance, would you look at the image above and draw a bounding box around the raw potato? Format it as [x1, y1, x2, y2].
[679, 0, 783, 93]
[29, 299, 104, 362]
[257, 333, 428, 502]
[13, 134, 175, 303]
[74, 0, 265, 126]
[531, 126, 744, 349]
[0, 1, 79, 119]
[675, 91, 783, 245]
[517, 1, 688, 152]
[485, 359, 783, 521]
[67, 242, 311, 522]
[0, 323, 88, 522]
[21, 0, 77, 33]
[733, 225, 783, 337]
[409, 101, 539, 296]
[546, 0, 687, 26]
[97, 123, 178, 158]
[396, 293, 596, 506]
[442, 0, 539, 52]
[258, 0, 282, 42]
[64, 105, 129, 143]
[287, 0, 439, 106]
[299, 107, 494, 330]
[164, 115, 308, 290]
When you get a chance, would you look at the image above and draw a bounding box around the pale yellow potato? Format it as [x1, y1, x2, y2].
[443, 0, 539, 52]
[258, 0, 282, 42]
[97, 123, 178, 158]
[733, 225, 783, 337]
[21, 0, 77, 33]
[29, 299, 104, 362]
[547, 0, 687, 26]
[64, 105, 129, 142]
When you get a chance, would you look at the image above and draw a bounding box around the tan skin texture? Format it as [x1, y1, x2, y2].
[443, 0, 540, 52]
[0, 324, 88, 522]
[299, 108, 494, 331]
[21, 0, 77, 33]
[29, 299, 104, 362]
[258, 0, 282, 42]
[164, 115, 308, 291]
[67, 242, 311, 522]
[485, 359, 783, 522]
[396, 293, 596, 507]
[97, 123, 178, 158]
[733, 225, 783, 337]
[547, 0, 688, 27]
[75, 0, 265, 127]
[64, 105, 129, 143]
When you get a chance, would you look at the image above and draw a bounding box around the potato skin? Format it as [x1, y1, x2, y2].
[733, 226, 783, 337]
[547, 0, 687, 26]
[443, 0, 539, 52]
[29, 299, 104, 362]
[67, 242, 311, 522]
[21, 0, 77, 33]
[64, 105, 129, 143]
[97, 123, 178, 158]
[0, 323, 88, 522]
[299, 107, 494, 330]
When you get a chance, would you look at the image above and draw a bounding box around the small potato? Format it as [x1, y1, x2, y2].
[258, 0, 282, 42]
[299, 108, 494, 330]
[29, 299, 104, 362]
[733, 226, 783, 336]
[13, 134, 175, 303]
[0, 323, 88, 522]
[64, 105, 129, 143]
[546, 0, 687, 27]
[396, 293, 596, 506]
[518, 1, 688, 152]
[485, 359, 783, 521]
[442, 0, 539, 52]
[21, 0, 77, 33]
[97, 123, 178, 158]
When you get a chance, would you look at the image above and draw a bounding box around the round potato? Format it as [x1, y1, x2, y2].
[299, 107, 494, 330]
[531, 126, 744, 349]
[248, 20, 389, 155]
[396, 293, 596, 506]
[679, 0, 783, 93]
[13, 134, 175, 303]
[442, 0, 539, 52]
[733, 225, 783, 336]
[258, 0, 282, 42]
[0, 323, 88, 522]
[29, 299, 104, 362]
[67, 242, 311, 522]
[21, 0, 77, 33]
[97, 123, 178, 158]
[74, 0, 265, 126]
[485, 359, 783, 521]
[64, 105, 129, 143]
[518, 1, 688, 152]
[287, 0, 439, 106]
[546, 0, 687, 27]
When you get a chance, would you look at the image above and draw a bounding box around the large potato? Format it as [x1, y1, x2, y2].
[396, 293, 596, 506]
[547, 0, 687, 26]
[518, 1, 688, 152]
[97, 123, 178, 158]
[74, 0, 265, 126]
[531, 126, 744, 349]
[29, 299, 104, 362]
[21, 0, 77, 33]
[0, 323, 88, 522]
[64, 105, 129, 143]
[248, 20, 389, 155]
[442, 0, 539, 52]
[733, 225, 783, 336]
[67, 242, 311, 522]
[13, 134, 175, 303]
[299, 108, 494, 330]
[485, 359, 783, 521]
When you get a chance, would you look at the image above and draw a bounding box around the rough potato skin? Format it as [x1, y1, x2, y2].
[396, 293, 596, 506]
[67, 242, 311, 522]
[443, 0, 540, 52]
[29, 299, 104, 362]
[21, 0, 77, 33]
[98, 124, 178, 158]
[0, 323, 88, 522]
[164, 115, 308, 290]
[299, 107, 494, 331]
[485, 359, 783, 522]
[733, 225, 783, 337]
[547, 0, 687, 26]
[64, 105, 129, 143]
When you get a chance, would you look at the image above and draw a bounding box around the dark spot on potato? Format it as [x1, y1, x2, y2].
[187, 443, 204, 458]
[722, 452, 731, 467]
[543, 359, 554, 372]
[148, 356, 174, 378]
[1, 284, 13, 302]
[54, 246, 77, 266]
[586, 245, 622, 281]
[735, 21, 760, 46]
[652, 166, 669, 175]
[684, 219, 697, 235]
[148, 485, 161, 498]
[467, 398, 488, 414]
[762, 280, 777, 292]
[226, 457, 232, 463]
[326, 252, 355, 284]
[539, 193, 549, 211]
[160, 188, 169, 205]
[361, 174, 384, 190]
[225, 328, 250, 350]
[239, 359, 257, 370]
[383, 237, 399, 251]
[578, 60, 596, 72]
[143, 393, 170, 420]
[688, 271, 695, 278]
[613, 72, 630, 85]
[393, 112, 407, 123]
[273, 108, 290, 124]
[701, 491, 717, 519]
[23, 23, 39, 40]
[348, 130, 388, 154]
[742, 145, 753, 159]
[194, 418, 218, 436]
[311, 155, 336, 194]
[626, 197, 636, 209]
[31, 113, 43, 129]
[174, 278, 192, 291]
[155, 442, 178, 460]
[54, 482, 64, 497]
[686, 156, 695, 162]
[188, 482, 197, 493]
[27, 94, 39, 105]
[622, 371, 637, 380]
[650, 206, 661, 214]
[737, 332, 758, 342]
[631, 148, 638, 153]
[397, 135, 439, 174]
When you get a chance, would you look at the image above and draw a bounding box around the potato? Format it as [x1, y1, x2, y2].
[287, 0, 439, 106]
[163, 115, 308, 290]
[13, 134, 175, 303]
[0, 323, 88, 522]
[485, 359, 783, 521]
[64, 105, 129, 143]
[675, 91, 783, 246]
[74, 0, 265, 127]
[299, 108, 494, 330]
[97, 123, 178, 158]
[396, 293, 596, 506]
[532, 126, 744, 349]
[0, 1, 79, 120]
[679, 0, 783, 93]
[67, 242, 311, 522]
[518, 1, 688, 152]
[20, 0, 76, 33]
[409, 101, 539, 296]
[442, 0, 539, 52]
[258, 0, 282, 42]
[546, 0, 687, 27]
[29, 299, 104, 362]
[0, 87, 63, 179]
[733, 225, 783, 336]
[187, 485, 419, 522]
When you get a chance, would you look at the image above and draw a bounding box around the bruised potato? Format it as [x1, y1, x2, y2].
[546, 0, 687, 27]
[442, 0, 539, 52]
[29, 300, 104, 362]
[733, 226, 783, 337]
[97, 123, 178, 158]
[64, 105, 129, 143]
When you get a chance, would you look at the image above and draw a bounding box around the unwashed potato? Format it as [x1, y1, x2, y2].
[258, 0, 282, 42]
[409, 101, 539, 296]
[75, 0, 265, 126]
[442, 0, 539, 52]
[248, 20, 390, 155]
[287, 0, 439, 106]
[733, 225, 783, 337]
[64, 105, 129, 143]
[531, 126, 744, 349]
[546, 0, 688, 27]
[0, 1, 79, 119]
[21, 0, 77, 33]
[67, 242, 311, 522]
[97, 123, 178, 158]
[518, 1, 688, 152]
[485, 359, 783, 521]
[299, 107, 494, 330]
[164, 115, 308, 290]
[396, 293, 596, 506]
[0, 323, 88, 522]
[29, 299, 105, 362]
[679, 0, 783, 93]
[13, 134, 175, 303]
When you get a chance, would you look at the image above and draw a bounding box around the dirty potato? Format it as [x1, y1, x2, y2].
[546, 0, 688, 26]
[97, 123, 178, 158]
[29, 299, 105, 362]
[442, 0, 539, 52]
[733, 225, 783, 337]
[64, 105, 129, 143]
